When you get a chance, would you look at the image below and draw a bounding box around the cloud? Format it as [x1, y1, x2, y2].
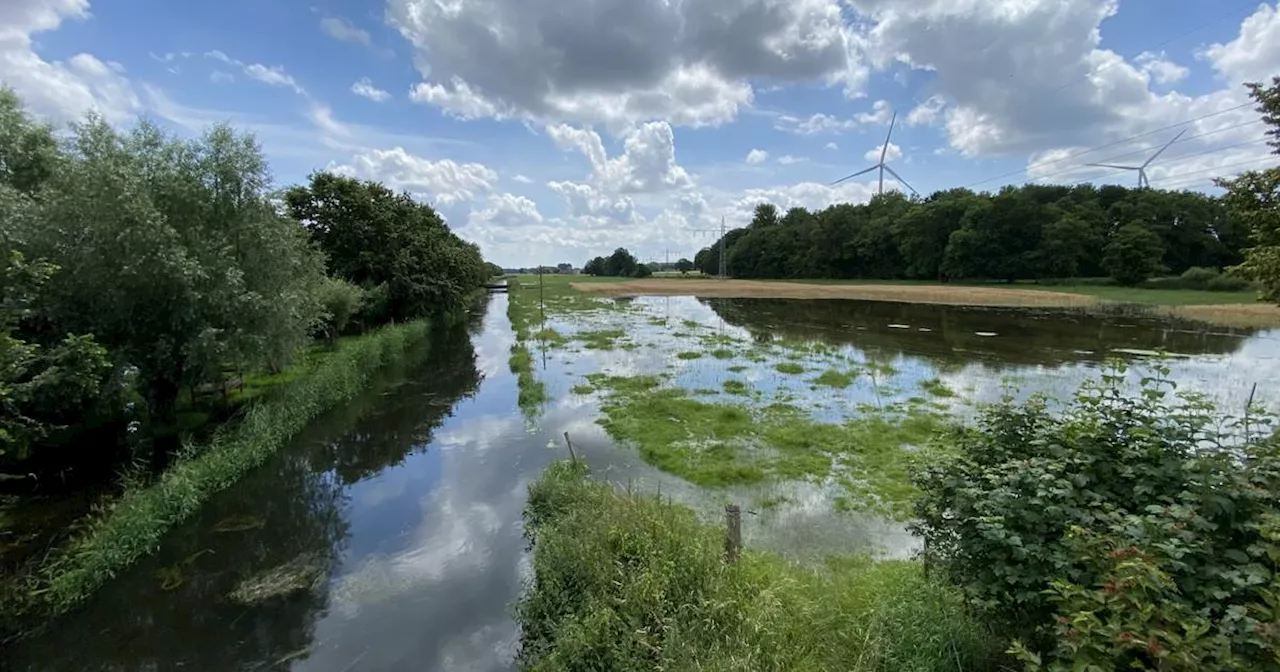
[546, 121, 693, 193]
[1201, 3, 1280, 83]
[906, 95, 946, 126]
[777, 155, 803, 165]
[209, 70, 234, 84]
[512, 174, 533, 184]
[1135, 51, 1189, 85]
[328, 147, 498, 206]
[320, 17, 372, 48]
[864, 141, 901, 163]
[0, 0, 140, 124]
[467, 193, 544, 228]
[825, 142, 838, 151]
[205, 51, 305, 94]
[774, 99, 895, 135]
[351, 77, 391, 102]
[746, 149, 769, 164]
[388, 0, 867, 129]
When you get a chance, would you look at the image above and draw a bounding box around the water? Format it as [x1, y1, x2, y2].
[6, 294, 1279, 670]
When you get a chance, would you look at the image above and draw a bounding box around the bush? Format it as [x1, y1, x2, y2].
[315, 276, 365, 343]
[632, 263, 653, 278]
[1179, 266, 1220, 289]
[912, 364, 1280, 669]
[1207, 273, 1251, 292]
[518, 461, 1006, 671]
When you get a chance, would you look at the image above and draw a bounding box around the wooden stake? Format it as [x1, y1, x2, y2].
[724, 504, 741, 563]
[563, 431, 577, 463]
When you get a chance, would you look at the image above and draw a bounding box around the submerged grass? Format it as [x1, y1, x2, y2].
[677, 351, 703, 360]
[710, 348, 735, 359]
[0, 320, 436, 639]
[774, 362, 806, 375]
[518, 462, 1007, 671]
[590, 375, 950, 516]
[812, 369, 857, 388]
[920, 378, 955, 398]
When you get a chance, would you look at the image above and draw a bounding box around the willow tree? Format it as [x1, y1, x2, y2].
[10, 105, 327, 425]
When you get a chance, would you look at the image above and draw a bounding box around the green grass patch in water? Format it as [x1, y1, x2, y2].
[571, 384, 596, 395]
[812, 369, 857, 388]
[518, 462, 1007, 671]
[774, 362, 805, 375]
[710, 348, 735, 359]
[920, 377, 955, 397]
[722, 379, 749, 395]
[726, 365, 748, 373]
[676, 351, 703, 360]
[576, 328, 627, 350]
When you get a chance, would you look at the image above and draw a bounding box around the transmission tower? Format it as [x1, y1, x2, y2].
[691, 217, 729, 279]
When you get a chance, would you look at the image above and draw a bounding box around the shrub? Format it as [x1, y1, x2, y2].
[316, 276, 366, 343]
[1179, 266, 1220, 289]
[912, 364, 1280, 669]
[632, 263, 653, 278]
[1207, 273, 1252, 292]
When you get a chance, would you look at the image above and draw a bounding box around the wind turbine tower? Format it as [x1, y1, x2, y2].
[1085, 129, 1187, 189]
[830, 111, 919, 196]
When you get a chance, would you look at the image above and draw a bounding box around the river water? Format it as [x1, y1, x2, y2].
[6, 292, 1280, 671]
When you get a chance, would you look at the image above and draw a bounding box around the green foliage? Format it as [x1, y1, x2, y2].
[0, 251, 111, 462]
[8, 107, 328, 429]
[517, 462, 1005, 671]
[631, 262, 652, 278]
[0, 320, 434, 637]
[695, 183, 1241, 284]
[582, 248, 640, 277]
[1104, 223, 1166, 285]
[315, 276, 365, 344]
[913, 364, 1280, 668]
[284, 172, 488, 322]
[1220, 78, 1280, 303]
[675, 258, 694, 274]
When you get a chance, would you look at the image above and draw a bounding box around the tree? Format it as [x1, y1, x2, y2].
[632, 263, 652, 278]
[1221, 77, 1280, 301]
[750, 202, 780, 228]
[1104, 223, 1166, 285]
[315, 277, 365, 345]
[16, 114, 328, 426]
[603, 248, 638, 277]
[285, 172, 487, 322]
[582, 256, 606, 276]
[0, 251, 110, 464]
[675, 258, 694, 275]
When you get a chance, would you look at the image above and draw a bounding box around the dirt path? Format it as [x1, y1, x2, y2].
[572, 279, 1099, 308]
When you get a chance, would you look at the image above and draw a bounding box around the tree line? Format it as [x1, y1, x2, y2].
[0, 89, 495, 483]
[694, 183, 1248, 287]
[583, 248, 653, 278]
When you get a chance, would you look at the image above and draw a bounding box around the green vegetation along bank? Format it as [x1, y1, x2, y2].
[517, 461, 1008, 671]
[0, 319, 437, 640]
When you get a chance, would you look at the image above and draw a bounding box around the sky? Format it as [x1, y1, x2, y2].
[3, 0, 1280, 267]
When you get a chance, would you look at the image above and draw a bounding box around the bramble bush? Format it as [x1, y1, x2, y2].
[912, 363, 1280, 670]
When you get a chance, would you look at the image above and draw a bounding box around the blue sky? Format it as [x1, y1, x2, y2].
[4, 0, 1279, 266]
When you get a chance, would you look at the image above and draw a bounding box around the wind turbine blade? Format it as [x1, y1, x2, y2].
[1142, 128, 1187, 169]
[829, 165, 879, 186]
[1085, 163, 1140, 170]
[880, 110, 897, 164]
[883, 165, 919, 196]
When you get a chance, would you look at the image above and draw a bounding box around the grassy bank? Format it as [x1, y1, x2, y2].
[517, 461, 1007, 671]
[0, 319, 435, 640]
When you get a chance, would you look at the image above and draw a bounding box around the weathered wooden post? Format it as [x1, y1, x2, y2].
[724, 504, 741, 563]
[563, 431, 577, 463]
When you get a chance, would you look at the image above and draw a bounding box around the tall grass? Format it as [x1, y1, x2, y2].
[0, 320, 433, 640]
[518, 462, 1008, 671]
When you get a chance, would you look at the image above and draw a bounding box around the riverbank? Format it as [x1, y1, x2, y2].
[568, 277, 1280, 328]
[0, 319, 436, 642]
[517, 461, 1008, 670]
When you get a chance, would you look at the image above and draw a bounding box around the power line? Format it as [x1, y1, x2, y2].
[1030, 135, 1269, 185]
[961, 102, 1256, 189]
[1082, 154, 1279, 189]
[1045, 1, 1257, 96]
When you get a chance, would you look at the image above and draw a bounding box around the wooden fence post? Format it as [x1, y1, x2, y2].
[724, 504, 741, 563]
[563, 431, 577, 463]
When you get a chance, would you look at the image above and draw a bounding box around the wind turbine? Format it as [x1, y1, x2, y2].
[1085, 129, 1186, 189]
[830, 111, 919, 196]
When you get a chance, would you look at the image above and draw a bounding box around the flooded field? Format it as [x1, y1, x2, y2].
[6, 285, 1279, 671]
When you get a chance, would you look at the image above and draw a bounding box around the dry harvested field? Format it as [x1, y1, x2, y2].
[573, 278, 1098, 307]
[571, 278, 1280, 328]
